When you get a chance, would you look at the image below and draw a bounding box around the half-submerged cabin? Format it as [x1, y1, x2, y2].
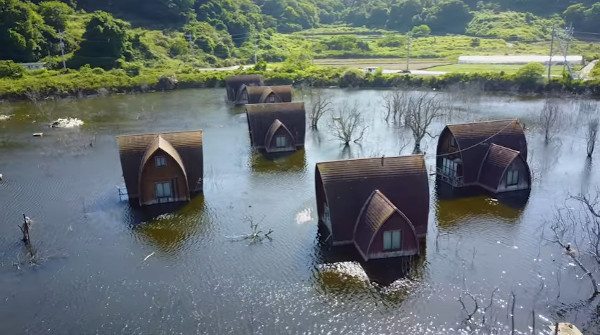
[436, 119, 531, 194]
[246, 102, 306, 153]
[117, 131, 203, 207]
[236, 85, 293, 105]
[225, 75, 264, 103]
[315, 155, 429, 261]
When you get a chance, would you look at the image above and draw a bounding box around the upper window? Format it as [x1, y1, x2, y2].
[383, 230, 402, 251]
[276, 135, 287, 148]
[266, 94, 276, 103]
[506, 170, 519, 186]
[155, 156, 167, 168]
[450, 136, 457, 147]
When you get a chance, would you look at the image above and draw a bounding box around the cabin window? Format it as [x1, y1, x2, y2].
[276, 135, 287, 148]
[442, 158, 458, 178]
[383, 230, 402, 250]
[450, 136, 457, 148]
[155, 181, 172, 202]
[155, 156, 167, 168]
[266, 94, 276, 103]
[506, 170, 519, 186]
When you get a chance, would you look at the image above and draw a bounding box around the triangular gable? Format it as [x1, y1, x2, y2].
[138, 135, 189, 203]
[477, 143, 523, 192]
[353, 190, 419, 261]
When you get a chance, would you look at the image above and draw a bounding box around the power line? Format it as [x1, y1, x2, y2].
[435, 121, 517, 158]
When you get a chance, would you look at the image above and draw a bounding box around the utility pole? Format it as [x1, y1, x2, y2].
[406, 35, 411, 71]
[253, 32, 258, 64]
[548, 25, 555, 80]
[555, 24, 575, 79]
[186, 32, 193, 53]
[58, 31, 66, 70]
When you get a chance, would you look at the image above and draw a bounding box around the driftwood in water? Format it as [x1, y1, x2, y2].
[18, 214, 32, 243]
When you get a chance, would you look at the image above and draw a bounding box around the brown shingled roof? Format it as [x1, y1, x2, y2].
[353, 190, 420, 261]
[117, 131, 203, 200]
[246, 102, 306, 149]
[315, 155, 429, 245]
[441, 119, 527, 185]
[225, 75, 264, 102]
[244, 85, 293, 104]
[478, 144, 528, 192]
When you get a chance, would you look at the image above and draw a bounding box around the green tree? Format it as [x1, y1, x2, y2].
[387, 0, 422, 32]
[424, 0, 473, 34]
[0, 60, 26, 78]
[0, 0, 50, 62]
[38, 1, 73, 32]
[70, 11, 132, 69]
[515, 62, 544, 83]
[367, 5, 388, 28]
[411, 24, 431, 36]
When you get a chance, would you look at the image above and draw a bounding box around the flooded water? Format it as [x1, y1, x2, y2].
[0, 89, 598, 334]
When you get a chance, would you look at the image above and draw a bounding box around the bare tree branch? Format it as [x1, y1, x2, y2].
[539, 99, 562, 145]
[329, 102, 367, 145]
[382, 87, 409, 124]
[548, 194, 600, 299]
[308, 89, 333, 129]
[586, 118, 598, 158]
[404, 92, 445, 153]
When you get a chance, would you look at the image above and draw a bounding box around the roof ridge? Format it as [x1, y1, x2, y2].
[316, 154, 424, 166]
[116, 130, 203, 138]
[446, 119, 517, 127]
[489, 143, 521, 154]
[371, 189, 400, 212]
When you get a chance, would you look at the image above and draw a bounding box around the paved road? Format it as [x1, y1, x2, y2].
[578, 60, 598, 80]
[197, 64, 447, 76]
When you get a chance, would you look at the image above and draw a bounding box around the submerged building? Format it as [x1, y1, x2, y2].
[315, 155, 429, 261]
[225, 75, 264, 103]
[246, 102, 306, 153]
[436, 119, 531, 194]
[117, 131, 203, 207]
[235, 85, 293, 105]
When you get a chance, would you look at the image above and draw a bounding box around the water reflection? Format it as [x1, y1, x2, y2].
[435, 180, 530, 209]
[132, 196, 207, 254]
[313, 235, 425, 287]
[248, 149, 306, 173]
[436, 195, 524, 228]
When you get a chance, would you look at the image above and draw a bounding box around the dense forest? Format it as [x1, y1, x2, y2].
[2, 0, 600, 69]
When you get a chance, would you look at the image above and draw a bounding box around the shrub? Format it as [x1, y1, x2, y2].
[410, 25, 431, 37]
[515, 62, 544, 83]
[0, 60, 26, 79]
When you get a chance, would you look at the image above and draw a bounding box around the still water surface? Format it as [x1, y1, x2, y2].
[0, 89, 598, 334]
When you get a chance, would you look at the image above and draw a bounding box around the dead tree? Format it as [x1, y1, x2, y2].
[308, 89, 333, 129]
[329, 102, 367, 145]
[586, 118, 598, 158]
[382, 88, 408, 124]
[404, 93, 444, 154]
[548, 191, 600, 299]
[539, 99, 561, 145]
[18, 214, 32, 243]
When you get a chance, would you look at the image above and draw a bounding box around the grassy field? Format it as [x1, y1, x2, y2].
[426, 63, 582, 75]
[313, 58, 452, 70]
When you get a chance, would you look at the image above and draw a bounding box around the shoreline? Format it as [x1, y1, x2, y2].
[1, 67, 599, 103]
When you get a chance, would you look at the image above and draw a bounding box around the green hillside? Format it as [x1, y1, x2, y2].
[2, 0, 600, 97]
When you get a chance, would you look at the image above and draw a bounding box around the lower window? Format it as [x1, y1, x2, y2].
[506, 170, 519, 186]
[276, 135, 287, 148]
[155, 181, 172, 203]
[383, 230, 402, 250]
